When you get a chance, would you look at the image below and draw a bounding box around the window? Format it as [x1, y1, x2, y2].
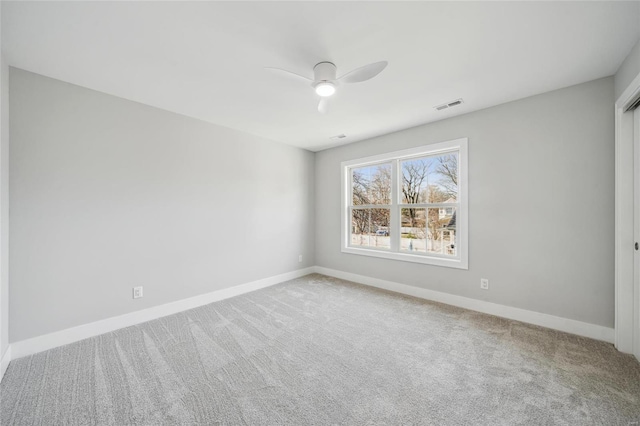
[341, 138, 468, 269]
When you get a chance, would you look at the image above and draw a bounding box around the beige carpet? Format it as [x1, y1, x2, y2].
[2, 273, 639, 425]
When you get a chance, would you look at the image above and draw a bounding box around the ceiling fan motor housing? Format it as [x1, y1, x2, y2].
[313, 62, 337, 82]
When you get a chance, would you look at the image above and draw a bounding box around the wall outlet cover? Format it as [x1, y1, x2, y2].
[480, 279, 489, 290]
[133, 286, 143, 299]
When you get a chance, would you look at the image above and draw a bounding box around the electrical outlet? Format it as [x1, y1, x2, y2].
[133, 286, 143, 299]
[480, 279, 489, 290]
[299, 254, 303, 263]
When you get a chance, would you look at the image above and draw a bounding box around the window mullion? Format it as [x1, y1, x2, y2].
[390, 159, 399, 252]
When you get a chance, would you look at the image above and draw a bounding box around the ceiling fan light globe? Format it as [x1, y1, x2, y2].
[315, 82, 336, 97]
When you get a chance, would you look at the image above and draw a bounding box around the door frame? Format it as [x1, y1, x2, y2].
[635, 107, 640, 358]
[615, 71, 640, 358]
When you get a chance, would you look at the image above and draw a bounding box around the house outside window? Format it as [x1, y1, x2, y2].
[341, 138, 468, 269]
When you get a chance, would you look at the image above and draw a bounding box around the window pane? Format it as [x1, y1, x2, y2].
[401, 153, 458, 203]
[351, 208, 390, 249]
[401, 208, 427, 252]
[427, 207, 457, 256]
[352, 163, 392, 205]
[401, 207, 457, 256]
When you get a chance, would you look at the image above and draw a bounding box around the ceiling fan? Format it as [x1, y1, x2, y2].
[266, 61, 388, 114]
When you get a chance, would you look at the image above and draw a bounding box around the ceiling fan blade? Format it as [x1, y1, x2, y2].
[338, 61, 388, 84]
[318, 98, 329, 114]
[265, 67, 313, 83]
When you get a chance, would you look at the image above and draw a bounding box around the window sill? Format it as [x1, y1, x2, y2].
[341, 246, 468, 270]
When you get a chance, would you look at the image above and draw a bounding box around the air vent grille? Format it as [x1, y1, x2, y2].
[434, 98, 464, 111]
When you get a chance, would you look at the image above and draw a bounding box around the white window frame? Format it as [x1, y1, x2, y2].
[341, 138, 468, 269]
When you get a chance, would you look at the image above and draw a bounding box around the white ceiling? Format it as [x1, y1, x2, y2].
[3, 1, 640, 151]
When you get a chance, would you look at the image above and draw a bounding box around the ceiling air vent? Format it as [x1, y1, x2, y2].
[434, 98, 464, 111]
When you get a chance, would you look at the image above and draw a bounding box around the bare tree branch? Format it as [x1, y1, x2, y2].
[435, 154, 458, 198]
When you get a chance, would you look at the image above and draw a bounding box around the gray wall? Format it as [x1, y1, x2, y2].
[316, 77, 615, 328]
[9, 68, 315, 342]
[5, 67, 618, 341]
[0, 9, 8, 359]
[615, 37, 640, 101]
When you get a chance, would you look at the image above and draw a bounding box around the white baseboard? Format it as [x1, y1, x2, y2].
[314, 266, 615, 344]
[10, 267, 315, 360]
[1, 346, 11, 382]
[6, 265, 617, 363]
